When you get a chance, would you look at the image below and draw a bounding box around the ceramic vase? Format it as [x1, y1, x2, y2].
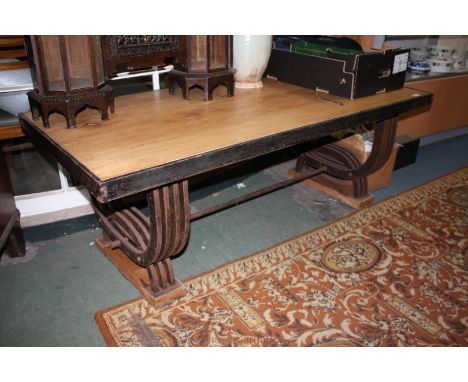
[233, 35, 273, 89]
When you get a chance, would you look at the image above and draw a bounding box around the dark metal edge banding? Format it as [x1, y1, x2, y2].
[19, 116, 102, 198]
[100, 93, 432, 202]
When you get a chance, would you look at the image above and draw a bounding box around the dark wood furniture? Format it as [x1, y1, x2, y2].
[100, 35, 186, 77]
[0, 37, 27, 258]
[0, 35, 29, 71]
[0, 110, 24, 141]
[25, 35, 114, 129]
[0, 140, 26, 259]
[169, 35, 235, 101]
[0, 124, 24, 141]
[19, 79, 432, 303]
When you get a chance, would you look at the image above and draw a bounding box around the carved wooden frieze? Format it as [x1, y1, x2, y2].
[109, 35, 181, 57]
[101, 35, 186, 76]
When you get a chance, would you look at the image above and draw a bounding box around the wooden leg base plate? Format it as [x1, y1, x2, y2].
[142, 279, 185, 306]
[96, 237, 186, 306]
[289, 169, 374, 209]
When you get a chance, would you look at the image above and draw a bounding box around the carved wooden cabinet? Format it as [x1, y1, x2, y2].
[101, 35, 186, 77]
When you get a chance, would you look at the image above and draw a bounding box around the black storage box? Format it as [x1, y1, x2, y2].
[265, 47, 410, 99]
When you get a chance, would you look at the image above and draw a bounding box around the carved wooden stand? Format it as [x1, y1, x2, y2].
[294, 117, 398, 207]
[28, 85, 115, 129]
[168, 69, 235, 101]
[92, 180, 190, 302]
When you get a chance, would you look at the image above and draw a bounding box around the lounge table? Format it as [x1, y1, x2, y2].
[19, 79, 432, 302]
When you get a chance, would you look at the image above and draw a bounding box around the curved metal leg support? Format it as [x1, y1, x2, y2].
[295, 117, 398, 199]
[93, 180, 190, 298]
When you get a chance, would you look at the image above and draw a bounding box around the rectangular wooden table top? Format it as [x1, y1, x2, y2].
[20, 79, 432, 203]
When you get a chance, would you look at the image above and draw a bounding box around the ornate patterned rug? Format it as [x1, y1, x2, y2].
[96, 167, 468, 346]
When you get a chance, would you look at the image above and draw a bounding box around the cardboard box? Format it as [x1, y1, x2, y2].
[266, 47, 409, 99]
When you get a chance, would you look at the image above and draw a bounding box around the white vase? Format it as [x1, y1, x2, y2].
[233, 35, 273, 89]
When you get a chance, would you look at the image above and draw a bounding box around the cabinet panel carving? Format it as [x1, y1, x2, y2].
[109, 35, 181, 56]
[101, 35, 186, 76]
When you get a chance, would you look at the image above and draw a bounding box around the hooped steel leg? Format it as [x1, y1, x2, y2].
[93, 180, 190, 299]
[295, 117, 398, 199]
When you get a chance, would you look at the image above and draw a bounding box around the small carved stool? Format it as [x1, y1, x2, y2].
[169, 69, 235, 101]
[28, 85, 114, 129]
